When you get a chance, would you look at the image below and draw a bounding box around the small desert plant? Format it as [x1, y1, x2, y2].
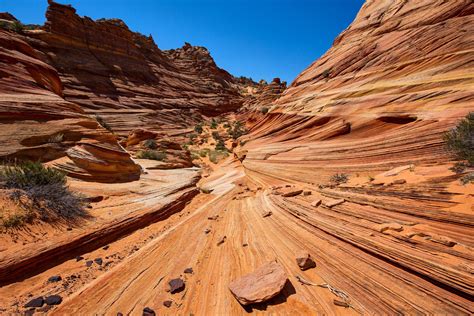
[223, 122, 231, 129]
[188, 133, 197, 142]
[95, 115, 112, 132]
[143, 139, 158, 149]
[0, 161, 86, 222]
[229, 121, 247, 140]
[11, 21, 24, 33]
[194, 124, 203, 134]
[450, 162, 468, 174]
[0, 21, 9, 30]
[444, 112, 474, 166]
[209, 150, 229, 164]
[211, 131, 221, 140]
[460, 173, 474, 185]
[48, 133, 64, 143]
[239, 140, 247, 147]
[322, 68, 331, 79]
[330, 173, 349, 184]
[210, 119, 218, 129]
[136, 150, 166, 161]
[2, 213, 33, 228]
[199, 149, 210, 157]
[215, 139, 227, 152]
[261, 107, 269, 114]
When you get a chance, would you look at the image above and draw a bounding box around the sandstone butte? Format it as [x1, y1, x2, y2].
[0, 0, 473, 315]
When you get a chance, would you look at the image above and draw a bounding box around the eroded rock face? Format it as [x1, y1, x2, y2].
[228, 261, 288, 305]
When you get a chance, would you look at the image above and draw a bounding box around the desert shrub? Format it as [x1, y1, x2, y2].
[210, 119, 218, 129]
[322, 68, 331, 79]
[261, 107, 269, 114]
[95, 115, 112, 132]
[215, 139, 227, 152]
[330, 173, 349, 184]
[209, 150, 229, 164]
[190, 153, 200, 160]
[199, 149, 210, 157]
[48, 133, 64, 143]
[143, 139, 158, 149]
[136, 150, 166, 161]
[211, 131, 221, 140]
[223, 122, 231, 129]
[450, 162, 468, 174]
[11, 21, 24, 33]
[188, 133, 197, 142]
[460, 173, 474, 185]
[229, 121, 247, 140]
[194, 124, 203, 134]
[0, 161, 86, 223]
[444, 112, 474, 166]
[2, 213, 31, 228]
[0, 21, 9, 30]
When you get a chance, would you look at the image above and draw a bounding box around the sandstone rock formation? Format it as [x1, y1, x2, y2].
[0, 0, 473, 315]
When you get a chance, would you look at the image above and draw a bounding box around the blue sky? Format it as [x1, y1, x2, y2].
[1, 0, 364, 83]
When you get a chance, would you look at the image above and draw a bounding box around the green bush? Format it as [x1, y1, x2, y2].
[210, 119, 218, 129]
[229, 121, 247, 140]
[136, 150, 166, 161]
[95, 115, 112, 132]
[330, 173, 349, 184]
[0, 161, 86, 222]
[444, 112, 474, 166]
[194, 124, 203, 134]
[199, 149, 210, 157]
[460, 173, 474, 185]
[11, 21, 24, 33]
[188, 133, 197, 142]
[215, 139, 227, 152]
[209, 150, 229, 164]
[212, 131, 221, 140]
[48, 133, 64, 143]
[143, 139, 158, 149]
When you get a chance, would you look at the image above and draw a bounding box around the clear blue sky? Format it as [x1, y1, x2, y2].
[1, 0, 364, 83]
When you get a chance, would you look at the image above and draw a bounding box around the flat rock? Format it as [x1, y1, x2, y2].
[228, 261, 288, 305]
[311, 199, 322, 207]
[282, 190, 303, 197]
[324, 199, 345, 208]
[295, 251, 316, 271]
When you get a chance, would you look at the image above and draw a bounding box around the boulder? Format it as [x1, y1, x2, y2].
[295, 251, 316, 271]
[228, 261, 288, 305]
[45, 295, 62, 305]
[24, 297, 44, 308]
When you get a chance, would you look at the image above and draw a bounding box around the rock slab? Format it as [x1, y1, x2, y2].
[228, 261, 288, 305]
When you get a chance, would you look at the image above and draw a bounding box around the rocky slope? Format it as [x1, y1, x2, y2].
[0, 0, 473, 315]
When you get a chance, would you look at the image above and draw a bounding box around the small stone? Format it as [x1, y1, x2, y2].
[207, 215, 218, 220]
[48, 275, 62, 283]
[102, 245, 110, 250]
[281, 190, 303, 197]
[142, 307, 155, 316]
[169, 278, 185, 294]
[76, 256, 84, 262]
[94, 258, 103, 265]
[24, 297, 44, 308]
[24, 309, 35, 316]
[393, 179, 406, 185]
[117, 313, 124, 316]
[324, 198, 345, 208]
[204, 228, 211, 234]
[262, 211, 272, 218]
[45, 295, 62, 306]
[242, 243, 248, 247]
[295, 251, 316, 271]
[184, 267, 193, 274]
[217, 236, 226, 246]
[66, 227, 72, 231]
[303, 191, 312, 196]
[163, 300, 172, 308]
[86, 260, 93, 267]
[311, 199, 322, 207]
[333, 299, 350, 307]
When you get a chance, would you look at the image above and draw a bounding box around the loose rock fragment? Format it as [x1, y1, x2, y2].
[169, 278, 185, 294]
[295, 251, 316, 271]
[378, 223, 403, 233]
[142, 307, 155, 315]
[282, 190, 303, 197]
[303, 191, 312, 196]
[24, 297, 44, 308]
[48, 275, 62, 283]
[45, 295, 62, 306]
[184, 267, 193, 274]
[207, 215, 218, 220]
[217, 236, 227, 246]
[228, 261, 288, 305]
[393, 179, 406, 185]
[324, 199, 345, 208]
[311, 199, 322, 207]
[94, 258, 103, 265]
[262, 211, 272, 218]
[85, 260, 93, 267]
[204, 228, 211, 234]
[333, 299, 350, 307]
[163, 300, 172, 308]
